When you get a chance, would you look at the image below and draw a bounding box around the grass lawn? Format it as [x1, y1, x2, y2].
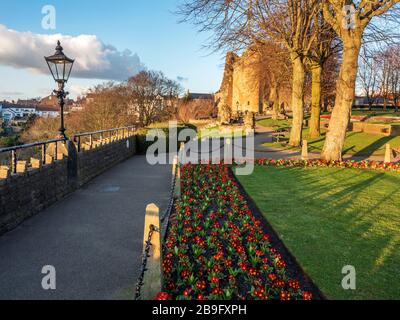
[237, 166, 400, 300]
[197, 126, 247, 138]
[351, 110, 400, 117]
[258, 118, 292, 130]
[262, 127, 400, 157]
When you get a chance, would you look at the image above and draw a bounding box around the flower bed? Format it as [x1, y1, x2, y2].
[161, 164, 313, 300]
[255, 158, 400, 172]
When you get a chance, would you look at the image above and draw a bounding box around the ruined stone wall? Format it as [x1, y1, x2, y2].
[217, 48, 264, 117]
[232, 48, 263, 114]
[0, 136, 137, 236]
[215, 52, 238, 112]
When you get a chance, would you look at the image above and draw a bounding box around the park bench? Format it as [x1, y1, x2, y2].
[271, 127, 290, 143]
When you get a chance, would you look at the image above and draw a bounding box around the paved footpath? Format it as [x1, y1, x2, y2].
[0, 156, 171, 300]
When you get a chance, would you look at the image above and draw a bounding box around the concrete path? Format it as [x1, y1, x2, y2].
[0, 156, 171, 300]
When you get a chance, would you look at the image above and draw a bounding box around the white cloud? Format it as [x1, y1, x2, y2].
[0, 24, 145, 81]
[69, 85, 90, 97]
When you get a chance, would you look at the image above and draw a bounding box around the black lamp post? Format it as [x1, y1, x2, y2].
[45, 41, 75, 139]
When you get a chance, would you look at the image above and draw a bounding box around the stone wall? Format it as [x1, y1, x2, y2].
[0, 159, 71, 235]
[352, 122, 400, 136]
[232, 48, 263, 114]
[0, 136, 137, 236]
[78, 136, 136, 185]
[215, 52, 238, 112]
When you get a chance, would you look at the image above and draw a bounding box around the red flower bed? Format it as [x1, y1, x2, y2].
[255, 158, 400, 171]
[162, 164, 313, 300]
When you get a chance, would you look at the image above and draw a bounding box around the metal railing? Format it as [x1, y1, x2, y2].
[73, 125, 137, 152]
[0, 138, 67, 174]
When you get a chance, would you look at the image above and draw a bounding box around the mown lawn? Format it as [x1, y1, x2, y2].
[236, 166, 400, 300]
[262, 127, 400, 157]
[258, 118, 292, 130]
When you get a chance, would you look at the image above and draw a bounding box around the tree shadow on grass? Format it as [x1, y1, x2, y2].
[247, 166, 400, 299]
[351, 136, 394, 159]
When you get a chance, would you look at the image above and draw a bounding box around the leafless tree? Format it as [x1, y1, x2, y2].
[358, 47, 380, 110]
[321, 0, 400, 161]
[387, 46, 400, 112]
[178, 0, 322, 147]
[127, 71, 182, 126]
[306, 11, 342, 137]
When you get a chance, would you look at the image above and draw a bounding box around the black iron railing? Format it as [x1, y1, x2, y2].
[73, 125, 137, 152]
[0, 138, 67, 174]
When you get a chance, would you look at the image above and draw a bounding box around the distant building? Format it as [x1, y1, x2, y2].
[35, 105, 60, 118]
[0, 102, 36, 123]
[186, 92, 214, 101]
[0, 102, 59, 124]
[353, 96, 389, 108]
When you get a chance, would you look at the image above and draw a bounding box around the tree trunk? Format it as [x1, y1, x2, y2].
[383, 98, 388, 111]
[270, 84, 280, 120]
[321, 37, 362, 161]
[309, 64, 322, 138]
[289, 55, 305, 147]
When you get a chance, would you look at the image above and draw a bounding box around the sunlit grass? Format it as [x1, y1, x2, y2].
[237, 166, 400, 300]
[259, 118, 400, 157]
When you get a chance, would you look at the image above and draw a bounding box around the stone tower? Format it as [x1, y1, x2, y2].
[216, 47, 264, 118]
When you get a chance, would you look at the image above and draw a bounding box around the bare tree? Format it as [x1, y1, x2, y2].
[177, 98, 216, 122]
[178, 0, 322, 146]
[127, 71, 182, 126]
[321, 0, 400, 161]
[258, 41, 292, 120]
[252, 0, 322, 146]
[358, 47, 380, 110]
[306, 11, 341, 138]
[388, 46, 400, 112]
[378, 49, 394, 110]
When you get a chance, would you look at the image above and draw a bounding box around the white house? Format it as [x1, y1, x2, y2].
[0, 102, 37, 123]
[0, 102, 59, 123]
[35, 106, 59, 118]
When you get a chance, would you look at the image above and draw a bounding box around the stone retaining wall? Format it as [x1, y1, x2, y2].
[0, 136, 137, 236]
[320, 119, 400, 136]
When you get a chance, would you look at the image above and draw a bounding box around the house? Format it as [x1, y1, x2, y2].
[35, 105, 59, 118]
[0, 102, 60, 124]
[0, 102, 37, 123]
[187, 93, 214, 101]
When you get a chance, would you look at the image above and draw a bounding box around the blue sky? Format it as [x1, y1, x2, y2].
[0, 0, 224, 101]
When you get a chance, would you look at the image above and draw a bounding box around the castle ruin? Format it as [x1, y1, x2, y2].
[215, 47, 265, 120]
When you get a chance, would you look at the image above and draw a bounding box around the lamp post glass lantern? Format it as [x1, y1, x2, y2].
[45, 40, 75, 139]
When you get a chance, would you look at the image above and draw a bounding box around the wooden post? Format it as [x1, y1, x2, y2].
[301, 140, 309, 160]
[385, 144, 392, 164]
[141, 204, 162, 300]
